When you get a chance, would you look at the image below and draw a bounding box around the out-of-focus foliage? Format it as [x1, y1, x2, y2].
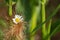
[0, 18, 8, 28]
[15, 0, 24, 14]
[0, 0, 60, 40]
[51, 19, 60, 36]
[0, 30, 4, 40]
[0, 18, 7, 40]
[31, 5, 60, 33]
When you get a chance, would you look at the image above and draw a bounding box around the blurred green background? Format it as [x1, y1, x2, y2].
[0, 0, 60, 40]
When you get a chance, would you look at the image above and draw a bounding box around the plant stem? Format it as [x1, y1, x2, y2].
[41, 4, 46, 40]
[41, 0, 47, 39]
[30, 1, 41, 40]
[9, 0, 12, 16]
[47, 19, 52, 40]
[30, 6, 40, 40]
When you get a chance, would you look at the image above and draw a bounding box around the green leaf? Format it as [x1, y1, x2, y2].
[47, 19, 52, 34]
[46, 19, 52, 40]
[23, 0, 32, 21]
[29, 0, 41, 40]
[31, 5, 60, 34]
[51, 19, 60, 36]
[29, 6, 41, 33]
[45, 24, 60, 40]
[44, 19, 60, 40]
[16, 0, 24, 14]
